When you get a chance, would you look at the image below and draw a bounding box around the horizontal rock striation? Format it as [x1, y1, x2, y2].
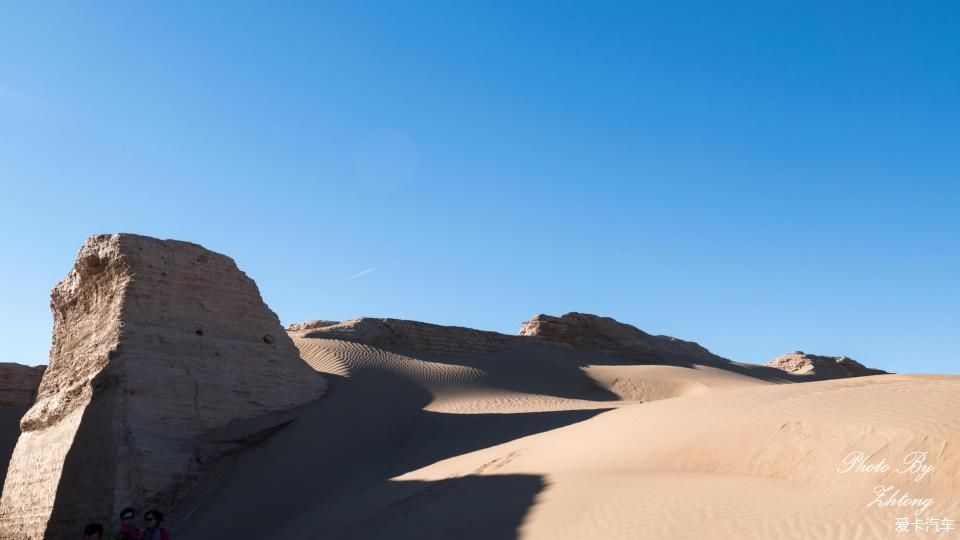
[765, 351, 887, 379]
[0, 364, 45, 409]
[0, 234, 327, 539]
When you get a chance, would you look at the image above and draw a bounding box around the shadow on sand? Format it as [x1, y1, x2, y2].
[389, 340, 808, 387]
[175, 364, 606, 539]
[309, 474, 546, 540]
[176, 338, 822, 538]
[41, 335, 824, 539]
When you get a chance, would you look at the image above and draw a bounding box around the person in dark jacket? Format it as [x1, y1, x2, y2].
[139, 510, 171, 540]
[117, 507, 140, 540]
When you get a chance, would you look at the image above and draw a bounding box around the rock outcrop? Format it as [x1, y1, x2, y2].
[299, 312, 727, 366]
[0, 364, 45, 408]
[0, 234, 327, 539]
[287, 320, 339, 332]
[519, 312, 727, 365]
[303, 317, 538, 357]
[765, 351, 887, 379]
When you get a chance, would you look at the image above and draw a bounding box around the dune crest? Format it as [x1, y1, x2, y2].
[174, 320, 957, 540]
[297, 317, 543, 357]
[0, 236, 935, 540]
[295, 311, 734, 368]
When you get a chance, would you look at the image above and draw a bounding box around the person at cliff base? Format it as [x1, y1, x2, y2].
[139, 510, 171, 540]
[117, 507, 140, 540]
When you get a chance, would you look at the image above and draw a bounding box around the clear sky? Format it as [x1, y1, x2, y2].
[1, 2, 957, 374]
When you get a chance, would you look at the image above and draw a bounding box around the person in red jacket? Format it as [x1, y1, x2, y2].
[117, 507, 140, 540]
[139, 510, 171, 540]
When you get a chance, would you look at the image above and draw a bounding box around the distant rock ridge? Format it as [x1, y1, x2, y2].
[519, 312, 729, 365]
[302, 317, 541, 357]
[765, 351, 887, 379]
[0, 234, 327, 539]
[294, 314, 882, 380]
[296, 311, 729, 365]
[0, 364, 46, 408]
[287, 320, 340, 332]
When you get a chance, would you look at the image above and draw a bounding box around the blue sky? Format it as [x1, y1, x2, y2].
[1, 2, 957, 374]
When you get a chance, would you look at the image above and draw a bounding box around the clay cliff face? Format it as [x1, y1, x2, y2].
[0, 364, 45, 409]
[0, 234, 327, 539]
[765, 351, 887, 379]
[519, 312, 728, 365]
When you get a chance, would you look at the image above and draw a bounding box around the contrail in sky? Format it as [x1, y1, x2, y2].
[341, 267, 376, 282]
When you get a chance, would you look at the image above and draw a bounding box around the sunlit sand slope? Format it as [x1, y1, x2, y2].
[177, 336, 958, 540]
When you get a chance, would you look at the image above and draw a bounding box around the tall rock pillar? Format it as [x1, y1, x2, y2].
[0, 234, 326, 539]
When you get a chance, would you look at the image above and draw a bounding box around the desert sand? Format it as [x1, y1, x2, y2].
[2, 235, 956, 540]
[175, 333, 959, 539]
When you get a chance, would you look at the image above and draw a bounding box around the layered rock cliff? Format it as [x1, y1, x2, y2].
[0, 234, 327, 539]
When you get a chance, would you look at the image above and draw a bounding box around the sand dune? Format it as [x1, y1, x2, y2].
[176, 334, 959, 539]
[398, 374, 958, 539]
[5, 235, 944, 539]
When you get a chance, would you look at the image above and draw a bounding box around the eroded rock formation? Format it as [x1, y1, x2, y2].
[0, 234, 327, 539]
[519, 312, 728, 365]
[765, 351, 887, 379]
[301, 317, 538, 357]
[287, 320, 339, 332]
[296, 312, 729, 366]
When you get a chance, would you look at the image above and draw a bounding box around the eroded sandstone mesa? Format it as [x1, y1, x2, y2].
[519, 312, 728, 364]
[300, 317, 537, 357]
[0, 234, 327, 540]
[765, 351, 887, 379]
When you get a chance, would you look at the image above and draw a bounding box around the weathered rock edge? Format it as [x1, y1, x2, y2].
[0, 234, 327, 539]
